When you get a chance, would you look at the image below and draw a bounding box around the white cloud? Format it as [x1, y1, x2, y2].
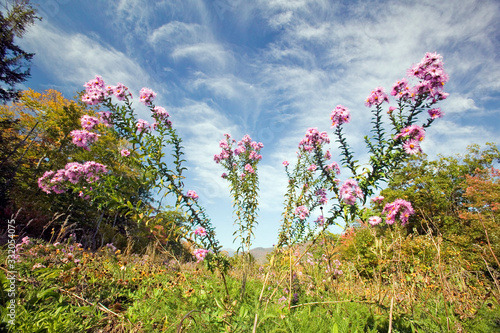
[21, 20, 151, 93]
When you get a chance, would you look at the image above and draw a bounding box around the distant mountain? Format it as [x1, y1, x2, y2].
[220, 247, 274, 264]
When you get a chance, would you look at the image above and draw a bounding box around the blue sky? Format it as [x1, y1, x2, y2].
[18, 0, 500, 249]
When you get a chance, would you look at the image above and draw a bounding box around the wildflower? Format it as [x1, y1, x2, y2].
[221, 172, 228, 179]
[120, 149, 130, 157]
[98, 111, 112, 127]
[70, 129, 100, 150]
[282, 160, 289, 167]
[330, 104, 350, 127]
[32, 263, 46, 270]
[152, 106, 172, 127]
[294, 206, 309, 220]
[113, 83, 132, 100]
[82, 75, 108, 105]
[403, 139, 422, 155]
[315, 188, 328, 205]
[80, 115, 100, 130]
[139, 87, 156, 105]
[299, 128, 330, 151]
[315, 215, 325, 226]
[371, 196, 384, 203]
[244, 163, 255, 174]
[194, 227, 207, 237]
[307, 164, 317, 172]
[339, 179, 363, 205]
[193, 248, 209, 262]
[365, 87, 389, 107]
[428, 108, 444, 119]
[187, 190, 199, 200]
[136, 119, 150, 133]
[394, 125, 425, 142]
[325, 161, 341, 175]
[383, 199, 414, 225]
[368, 216, 382, 226]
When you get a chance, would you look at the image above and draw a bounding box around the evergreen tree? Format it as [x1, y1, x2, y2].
[0, 0, 39, 102]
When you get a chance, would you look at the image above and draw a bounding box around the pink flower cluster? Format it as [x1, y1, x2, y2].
[330, 105, 350, 127]
[339, 179, 363, 205]
[315, 215, 325, 226]
[315, 188, 328, 205]
[307, 164, 317, 172]
[81, 115, 100, 130]
[392, 52, 449, 103]
[98, 111, 112, 127]
[70, 129, 100, 151]
[299, 128, 330, 152]
[82, 76, 132, 105]
[295, 205, 310, 220]
[214, 134, 263, 181]
[365, 87, 389, 108]
[38, 161, 107, 194]
[325, 161, 341, 175]
[136, 119, 150, 133]
[139, 87, 156, 105]
[120, 149, 130, 157]
[187, 190, 199, 200]
[152, 106, 172, 128]
[194, 226, 207, 237]
[395, 125, 426, 155]
[193, 248, 209, 262]
[382, 199, 414, 225]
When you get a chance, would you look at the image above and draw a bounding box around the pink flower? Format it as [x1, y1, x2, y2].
[307, 164, 317, 172]
[112, 83, 132, 101]
[70, 130, 100, 150]
[383, 199, 414, 225]
[339, 179, 363, 205]
[187, 190, 199, 200]
[80, 115, 100, 130]
[371, 196, 384, 203]
[394, 125, 425, 142]
[368, 216, 382, 226]
[428, 108, 444, 119]
[136, 119, 150, 133]
[282, 160, 289, 167]
[139, 87, 156, 105]
[365, 87, 389, 107]
[325, 162, 341, 175]
[330, 105, 350, 127]
[120, 149, 130, 157]
[98, 111, 112, 127]
[194, 227, 207, 237]
[315, 188, 328, 205]
[244, 163, 255, 174]
[391, 78, 413, 100]
[403, 140, 422, 155]
[82, 76, 109, 105]
[299, 128, 330, 151]
[315, 215, 325, 226]
[221, 172, 228, 179]
[193, 248, 209, 262]
[294, 206, 309, 220]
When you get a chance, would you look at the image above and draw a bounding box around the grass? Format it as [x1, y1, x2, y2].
[0, 234, 499, 332]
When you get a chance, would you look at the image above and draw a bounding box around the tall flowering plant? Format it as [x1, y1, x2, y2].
[279, 52, 449, 245]
[215, 133, 263, 298]
[38, 76, 230, 290]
